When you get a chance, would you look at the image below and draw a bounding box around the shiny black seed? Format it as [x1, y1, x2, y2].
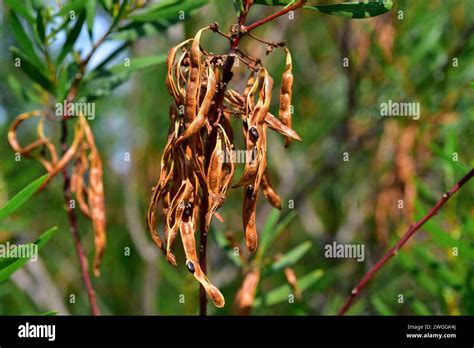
[186, 261, 195, 273]
[249, 126, 259, 141]
[246, 185, 254, 199]
[183, 203, 193, 218]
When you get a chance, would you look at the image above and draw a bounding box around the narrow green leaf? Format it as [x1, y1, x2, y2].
[254, 269, 324, 307]
[371, 296, 394, 315]
[10, 11, 43, 69]
[258, 211, 297, 259]
[265, 241, 312, 274]
[39, 310, 58, 316]
[57, 0, 87, 17]
[56, 68, 70, 101]
[10, 47, 54, 94]
[305, 0, 393, 19]
[107, 54, 167, 74]
[129, 0, 207, 22]
[0, 174, 49, 221]
[35, 8, 46, 44]
[5, 0, 35, 22]
[56, 10, 86, 65]
[411, 299, 432, 315]
[85, 0, 97, 35]
[0, 227, 57, 282]
[80, 54, 167, 100]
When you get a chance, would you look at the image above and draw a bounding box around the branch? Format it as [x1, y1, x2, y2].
[242, 0, 307, 34]
[338, 168, 474, 315]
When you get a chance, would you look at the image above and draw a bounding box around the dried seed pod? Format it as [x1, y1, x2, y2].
[279, 48, 293, 147]
[71, 142, 92, 218]
[261, 170, 282, 210]
[284, 267, 301, 300]
[179, 217, 225, 308]
[205, 126, 235, 231]
[243, 186, 258, 253]
[265, 112, 301, 142]
[80, 116, 106, 277]
[176, 65, 217, 144]
[185, 27, 208, 124]
[234, 269, 260, 315]
[166, 39, 192, 104]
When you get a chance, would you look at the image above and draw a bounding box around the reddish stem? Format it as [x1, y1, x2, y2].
[242, 0, 307, 34]
[338, 168, 474, 315]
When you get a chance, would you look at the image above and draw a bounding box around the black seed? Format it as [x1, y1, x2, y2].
[186, 260, 195, 273]
[246, 185, 254, 199]
[249, 126, 259, 141]
[183, 203, 193, 218]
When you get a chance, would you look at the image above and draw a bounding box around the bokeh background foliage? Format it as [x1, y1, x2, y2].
[0, 0, 473, 315]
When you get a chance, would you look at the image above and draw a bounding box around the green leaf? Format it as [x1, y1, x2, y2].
[258, 211, 297, 259]
[0, 174, 49, 221]
[5, 0, 35, 22]
[57, 0, 87, 17]
[10, 11, 43, 69]
[56, 10, 86, 65]
[80, 54, 167, 100]
[305, 0, 394, 19]
[129, 0, 207, 22]
[85, 0, 97, 37]
[470, 82, 474, 90]
[107, 54, 167, 74]
[411, 299, 432, 315]
[254, 269, 324, 307]
[0, 227, 57, 282]
[371, 296, 394, 315]
[39, 310, 58, 316]
[10, 48, 54, 94]
[265, 241, 312, 275]
[35, 8, 46, 44]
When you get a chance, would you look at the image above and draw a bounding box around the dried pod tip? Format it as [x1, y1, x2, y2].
[246, 185, 254, 199]
[186, 260, 195, 274]
[249, 126, 259, 142]
[183, 202, 193, 218]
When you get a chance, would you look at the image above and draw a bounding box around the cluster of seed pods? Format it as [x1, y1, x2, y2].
[8, 112, 106, 276]
[147, 26, 301, 308]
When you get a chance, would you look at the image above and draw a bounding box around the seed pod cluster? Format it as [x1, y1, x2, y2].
[148, 27, 301, 308]
[8, 111, 107, 276]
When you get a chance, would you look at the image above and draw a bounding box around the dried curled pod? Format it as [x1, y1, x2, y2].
[8, 111, 107, 277]
[147, 31, 303, 308]
[279, 48, 294, 148]
[234, 269, 260, 315]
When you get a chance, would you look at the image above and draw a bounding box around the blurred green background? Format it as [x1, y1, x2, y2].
[0, 0, 473, 315]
